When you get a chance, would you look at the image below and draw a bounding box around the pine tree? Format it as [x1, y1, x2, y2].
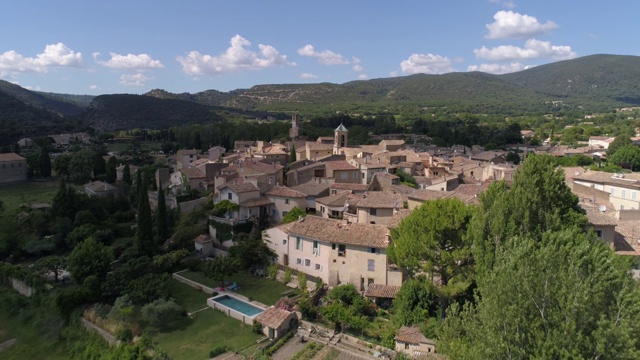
[136, 174, 154, 256]
[122, 164, 132, 185]
[105, 156, 117, 183]
[39, 146, 51, 178]
[155, 181, 168, 244]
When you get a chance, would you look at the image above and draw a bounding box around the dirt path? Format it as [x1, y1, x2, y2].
[271, 334, 309, 360]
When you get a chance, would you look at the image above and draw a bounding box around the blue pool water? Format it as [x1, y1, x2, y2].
[212, 295, 263, 316]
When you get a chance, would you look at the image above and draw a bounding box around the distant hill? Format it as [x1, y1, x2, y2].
[0, 79, 86, 116]
[36, 92, 95, 109]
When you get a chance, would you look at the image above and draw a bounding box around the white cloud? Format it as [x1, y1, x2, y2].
[299, 72, 318, 79]
[94, 52, 163, 69]
[357, 74, 368, 80]
[89, 84, 99, 90]
[490, 0, 516, 9]
[0, 43, 82, 77]
[297, 44, 349, 65]
[389, 71, 398, 77]
[467, 62, 530, 74]
[400, 53, 456, 74]
[474, 39, 576, 61]
[177, 35, 294, 77]
[352, 57, 363, 72]
[119, 73, 149, 87]
[486, 11, 557, 39]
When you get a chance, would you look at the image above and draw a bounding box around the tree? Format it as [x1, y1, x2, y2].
[608, 144, 640, 171]
[136, 173, 154, 256]
[51, 179, 82, 219]
[105, 156, 117, 183]
[68, 149, 94, 184]
[469, 154, 586, 275]
[34, 255, 66, 282]
[388, 198, 473, 319]
[393, 277, 437, 326]
[228, 234, 276, 270]
[141, 298, 184, 329]
[395, 169, 417, 188]
[204, 256, 239, 288]
[155, 182, 168, 244]
[39, 146, 51, 177]
[212, 200, 239, 217]
[439, 229, 640, 359]
[68, 237, 113, 285]
[505, 151, 521, 165]
[288, 146, 297, 164]
[281, 207, 306, 224]
[53, 154, 71, 179]
[122, 164, 132, 185]
[297, 272, 308, 293]
[607, 135, 632, 157]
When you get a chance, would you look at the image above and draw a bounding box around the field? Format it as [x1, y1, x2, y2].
[0, 308, 66, 360]
[0, 179, 61, 217]
[151, 281, 262, 360]
[179, 270, 301, 305]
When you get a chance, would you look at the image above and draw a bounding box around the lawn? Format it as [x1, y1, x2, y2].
[151, 281, 262, 360]
[0, 179, 61, 217]
[0, 309, 66, 360]
[179, 270, 301, 305]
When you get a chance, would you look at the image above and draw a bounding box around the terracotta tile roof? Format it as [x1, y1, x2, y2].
[407, 190, 453, 202]
[614, 219, 640, 256]
[255, 307, 293, 329]
[177, 149, 199, 156]
[582, 206, 617, 226]
[219, 182, 260, 193]
[290, 181, 332, 197]
[395, 326, 435, 345]
[85, 181, 118, 192]
[264, 185, 306, 198]
[183, 167, 206, 179]
[240, 196, 273, 207]
[306, 142, 334, 151]
[325, 160, 357, 171]
[191, 158, 210, 167]
[387, 209, 412, 229]
[447, 182, 493, 204]
[471, 151, 506, 161]
[380, 139, 405, 146]
[316, 191, 362, 207]
[573, 171, 640, 189]
[0, 153, 25, 161]
[357, 191, 403, 209]
[330, 183, 370, 192]
[288, 216, 390, 248]
[364, 284, 401, 299]
[243, 160, 283, 175]
[194, 234, 213, 244]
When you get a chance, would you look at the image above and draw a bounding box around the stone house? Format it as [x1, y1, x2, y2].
[176, 149, 200, 169]
[290, 180, 332, 212]
[394, 325, 436, 357]
[84, 181, 119, 197]
[217, 182, 271, 220]
[0, 153, 27, 184]
[254, 307, 298, 339]
[324, 160, 360, 184]
[355, 191, 404, 226]
[263, 185, 307, 223]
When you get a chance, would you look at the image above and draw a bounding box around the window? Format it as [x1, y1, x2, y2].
[282, 239, 287, 245]
[272, 209, 277, 215]
[296, 237, 302, 251]
[313, 241, 320, 255]
[282, 211, 288, 217]
[304, 259, 311, 267]
[321, 206, 325, 213]
[285, 199, 289, 205]
[367, 259, 375, 271]
[249, 209, 252, 215]
[18, 163, 22, 167]
[341, 172, 347, 179]
[268, 177, 272, 184]
[362, 173, 365, 179]
[405, 343, 410, 350]
[315, 263, 322, 271]
[622, 190, 626, 198]
[610, 188, 615, 196]
[596, 230, 603, 238]
[633, 192, 637, 200]
[370, 208, 377, 216]
[338, 244, 346, 257]
[370, 247, 376, 254]
[228, 192, 232, 200]
[296, 258, 302, 265]
[332, 243, 336, 250]
[621, 205, 625, 210]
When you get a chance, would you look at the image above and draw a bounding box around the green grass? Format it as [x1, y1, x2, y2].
[151, 281, 261, 360]
[0, 179, 61, 218]
[0, 309, 66, 360]
[179, 270, 301, 305]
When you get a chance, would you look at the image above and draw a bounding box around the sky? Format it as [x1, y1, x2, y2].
[1, 0, 638, 95]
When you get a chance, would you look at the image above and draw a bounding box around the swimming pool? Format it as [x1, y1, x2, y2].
[208, 294, 265, 325]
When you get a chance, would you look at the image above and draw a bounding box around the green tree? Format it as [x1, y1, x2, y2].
[288, 146, 297, 164]
[105, 156, 117, 183]
[608, 144, 640, 171]
[395, 169, 418, 188]
[51, 179, 82, 219]
[141, 298, 184, 329]
[122, 163, 132, 185]
[205, 256, 239, 288]
[388, 198, 473, 319]
[469, 154, 586, 275]
[34, 255, 66, 282]
[607, 134, 632, 157]
[297, 272, 308, 293]
[505, 151, 521, 164]
[228, 234, 276, 270]
[135, 174, 154, 256]
[53, 153, 71, 179]
[39, 146, 51, 177]
[68, 237, 113, 285]
[439, 229, 640, 359]
[393, 277, 437, 326]
[69, 148, 95, 184]
[155, 181, 168, 244]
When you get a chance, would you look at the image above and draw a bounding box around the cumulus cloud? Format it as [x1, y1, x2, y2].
[177, 35, 294, 77]
[299, 72, 318, 79]
[486, 11, 557, 39]
[0, 43, 83, 77]
[467, 62, 532, 74]
[357, 74, 368, 80]
[119, 73, 149, 87]
[474, 39, 576, 61]
[490, 0, 516, 9]
[89, 84, 99, 90]
[297, 44, 349, 65]
[400, 53, 456, 74]
[94, 52, 163, 69]
[389, 71, 399, 77]
[352, 57, 363, 72]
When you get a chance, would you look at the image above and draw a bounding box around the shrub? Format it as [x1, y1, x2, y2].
[265, 330, 293, 355]
[209, 345, 229, 358]
[252, 320, 263, 334]
[297, 272, 308, 293]
[141, 298, 184, 328]
[267, 263, 279, 280]
[283, 267, 293, 284]
[116, 327, 133, 342]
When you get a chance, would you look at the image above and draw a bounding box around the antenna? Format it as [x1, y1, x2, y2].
[599, 205, 607, 213]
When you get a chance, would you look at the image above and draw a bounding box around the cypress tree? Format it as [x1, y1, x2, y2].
[136, 174, 154, 256]
[105, 157, 117, 183]
[39, 146, 52, 178]
[122, 164, 132, 185]
[156, 181, 168, 244]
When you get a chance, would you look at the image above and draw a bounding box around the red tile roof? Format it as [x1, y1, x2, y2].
[364, 284, 401, 299]
[325, 160, 357, 171]
[395, 326, 435, 345]
[0, 153, 25, 161]
[254, 307, 293, 329]
[264, 185, 306, 198]
[287, 215, 390, 248]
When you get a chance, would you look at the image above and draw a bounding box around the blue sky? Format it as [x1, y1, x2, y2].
[1, 0, 637, 95]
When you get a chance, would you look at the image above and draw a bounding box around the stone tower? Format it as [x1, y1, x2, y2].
[289, 113, 300, 139]
[333, 123, 348, 154]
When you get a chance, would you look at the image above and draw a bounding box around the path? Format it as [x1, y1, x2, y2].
[271, 334, 309, 360]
